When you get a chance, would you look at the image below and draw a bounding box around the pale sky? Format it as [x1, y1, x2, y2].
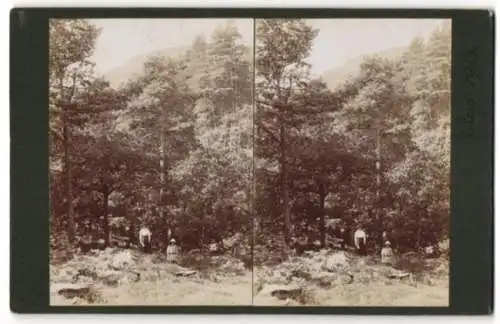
[305, 19, 447, 75]
[89, 18, 448, 76]
[89, 18, 254, 75]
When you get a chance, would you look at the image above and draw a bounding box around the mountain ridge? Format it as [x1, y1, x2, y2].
[102, 45, 407, 90]
[102, 45, 190, 88]
[320, 46, 407, 90]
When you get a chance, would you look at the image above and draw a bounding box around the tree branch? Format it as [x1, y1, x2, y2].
[256, 99, 339, 115]
[256, 119, 281, 144]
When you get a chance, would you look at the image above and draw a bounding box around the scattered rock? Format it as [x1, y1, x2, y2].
[310, 273, 336, 288]
[212, 256, 247, 275]
[323, 252, 349, 272]
[51, 283, 100, 303]
[288, 268, 312, 281]
[266, 269, 287, 285]
[259, 284, 303, 300]
[110, 250, 135, 270]
[175, 269, 198, 277]
[385, 269, 411, 279]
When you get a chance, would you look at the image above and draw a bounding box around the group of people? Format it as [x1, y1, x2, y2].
[332, 224, 395, 263]
[137, 225, 179, 262]
[133, 222, 437, 265]
[338, 224, 442, 262]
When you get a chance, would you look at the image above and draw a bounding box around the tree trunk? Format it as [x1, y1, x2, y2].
[200, 212, 205, 249]
[276, 75, 290, 251]
[60, 71, 79, 247]
[376, 130, 381, 210]
[62, 114, 75, 245]
[318, 182, 326, 248]
[103, 187, 110, 247]
[375, 128, 383, 238]
[280, 123, 291, 246]
[416, 219, 421, 250]
[129, 202, 139, 247]
[159, 129, 167, 248]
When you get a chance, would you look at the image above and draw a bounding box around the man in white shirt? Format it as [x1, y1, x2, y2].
[139, 225, 152, 253]
[354, 226, 367, 255]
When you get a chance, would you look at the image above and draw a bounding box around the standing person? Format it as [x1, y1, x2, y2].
[166, 238, 179, 263]
[381, 241, 394, 264]
[354, 225, 367, 256]
[139, 225, 152, 253]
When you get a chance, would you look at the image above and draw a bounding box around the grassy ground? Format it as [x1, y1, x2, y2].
[51, 273, 448, 307]
[253, 280, 449, 306]
[51, 272, 253, 306]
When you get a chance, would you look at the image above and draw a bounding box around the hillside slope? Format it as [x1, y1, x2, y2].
[102, 46, 190, 88]
[320, 46, 406, 90]
[102, 44, 253, 89]
[103, 44, 404, 91]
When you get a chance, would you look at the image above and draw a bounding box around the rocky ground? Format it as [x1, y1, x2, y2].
[50, 247, 252, 305]
[50, 247, 449, 306]
[253, 249, 449, 306]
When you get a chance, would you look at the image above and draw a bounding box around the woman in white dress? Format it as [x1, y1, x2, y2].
[353, 226, 367, 255]
[138, 225, 152, 253]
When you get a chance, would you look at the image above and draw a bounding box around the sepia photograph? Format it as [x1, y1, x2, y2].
[253, 18, 451, 306]
[49, 18, 255, 305]
[48, 17, 451, 307]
